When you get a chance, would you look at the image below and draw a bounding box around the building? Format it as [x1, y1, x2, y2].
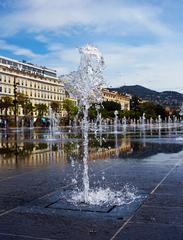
[0, 56, 65, 116]
[102, 89, 131, 110]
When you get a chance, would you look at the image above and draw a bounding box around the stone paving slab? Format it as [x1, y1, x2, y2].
[0, 210, 122, 240]
[143, 193, 183, 207]
[0, 144, 182, 239]
[155, 184, 183, 195]
[132, 206, 183, 225]
[0, 234, 31, 240]
[114, 223, 183, 240]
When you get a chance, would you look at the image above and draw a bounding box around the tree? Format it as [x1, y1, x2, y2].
[35, 103, 48, 116]
[1, 96, 13, 116]
[102, 101, 121, 112]
[17, 93, 29, 107]
[24, 101, 34, 116]
[130, 96, 141, 119]
[88, 104, 97, 120]
[140, 102, 157, 119]
[17, 93, 32, 115]
[50, 101, 61, 113]
[63, 99, 77, 122]
[0, 99, 3, 115]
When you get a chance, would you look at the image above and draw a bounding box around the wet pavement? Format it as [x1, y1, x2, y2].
[0, 124, 183, 239]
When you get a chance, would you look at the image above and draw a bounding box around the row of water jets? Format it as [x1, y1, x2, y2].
[61, 44, 183, 207]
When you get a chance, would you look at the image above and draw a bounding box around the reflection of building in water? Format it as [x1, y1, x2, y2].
[88, 138, 131, 160]
[0, 142, 69, 168]
[0, 135, 132, 168]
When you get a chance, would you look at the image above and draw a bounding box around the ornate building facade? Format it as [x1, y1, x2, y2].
[102, 89, 131, 110]
[0, 56, 65, 116]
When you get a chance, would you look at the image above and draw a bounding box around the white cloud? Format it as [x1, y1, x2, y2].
[97, 42, 183, 93]
[0, 40, 41, 58]
[0, 0, 182, 93]
[0, 0, 171, 37]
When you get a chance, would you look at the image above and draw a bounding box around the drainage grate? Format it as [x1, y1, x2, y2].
[46, 190, 115, 213]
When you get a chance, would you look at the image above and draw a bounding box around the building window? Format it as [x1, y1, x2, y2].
[9, 88, 11, 94]
[4, 87, 6, 93]
[30, 81, 32, 87]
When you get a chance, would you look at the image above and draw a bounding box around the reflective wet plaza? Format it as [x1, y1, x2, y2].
[0, 124, 183, 239]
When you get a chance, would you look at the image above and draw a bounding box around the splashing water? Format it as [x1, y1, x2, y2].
[62, 44, 105, 202]
[62, 44, 139, 206]
[68, 184, 139, 207]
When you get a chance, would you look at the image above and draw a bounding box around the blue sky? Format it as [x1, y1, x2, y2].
[0, 0, 183, 92]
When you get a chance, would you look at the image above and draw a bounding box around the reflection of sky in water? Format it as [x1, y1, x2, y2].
[0, 124, 183, 169]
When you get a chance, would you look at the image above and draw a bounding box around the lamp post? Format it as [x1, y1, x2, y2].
[13, 77, 19, 128]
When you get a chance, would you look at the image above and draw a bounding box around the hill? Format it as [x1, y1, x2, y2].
[110, 85, 183, 108]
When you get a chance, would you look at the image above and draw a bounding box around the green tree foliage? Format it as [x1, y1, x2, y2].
[24, 101, 34, 116]
[1, 96, 13, 116]
[63, 99, 77, 122]
[139, 102, 168, 120]
[130, 96, 141, 119]
[17, 93, 33, 115]
[88, 106, 97, 120]
[102, 101, 121, 112]
[35, 103, 48, 116]
[50, 101, 61, 113]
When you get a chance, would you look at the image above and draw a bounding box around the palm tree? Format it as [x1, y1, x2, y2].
[1, 96, 13, 116]
[0, 99, 3, 115]
[63, 99, 77, 123]
[17, 93, 30, 115]
[24, 102, 34, 116]
[50, 101, 61, 113]
[35, 103, 48, 116]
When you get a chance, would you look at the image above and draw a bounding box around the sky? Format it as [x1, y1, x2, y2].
[0, 0, 183, 93]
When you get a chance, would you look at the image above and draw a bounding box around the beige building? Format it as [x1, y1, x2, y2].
[0, 56, 65, 116]
[102, 89, 131, 110]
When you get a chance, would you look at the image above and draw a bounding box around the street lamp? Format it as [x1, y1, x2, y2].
[13, 76, 19, 127]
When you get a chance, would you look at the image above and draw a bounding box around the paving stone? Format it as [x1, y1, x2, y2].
[0, 211, 122, 240]
[132, 206, 183, 225]
[144, 193, 183, 207]
[115, 223, 183, 240]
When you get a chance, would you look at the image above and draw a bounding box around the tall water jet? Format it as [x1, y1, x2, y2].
[142, 113, 146, 126]
[62, 45, 105, 203]
[114, 110, 118, 133]
[179, 103, 183, 121]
